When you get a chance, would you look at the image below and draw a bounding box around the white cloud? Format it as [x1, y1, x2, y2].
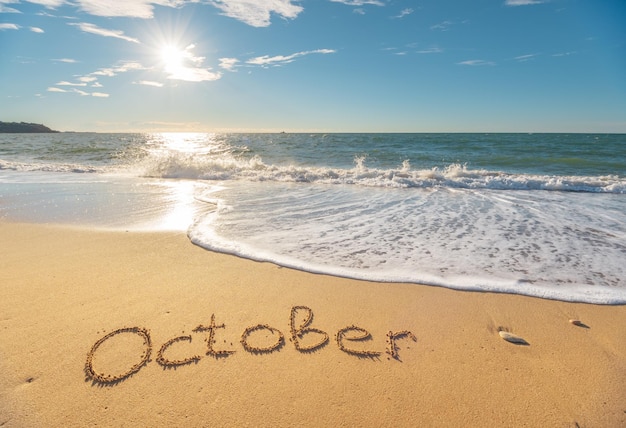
[505, 0, 545, 5]
[47, 85, 109, 97]
[330, 0, 384, 6]
[0, 23, 20, 30]
[75, 0, 185, 18]
[69, 22, 140, 44]
[91, 68, 116, 77]
[0, 3, 21, 13]
[29, 26, 45, 33]
[219, 57, 239, 71]
[135, 80, 164, 87]
[72, 88, 90, 96]
[92, 62, 145, 77]
[246, 48, 336, 66]
[416, 47, 443, 54]
[3, 0, 182, 18]
[167, 67, 222, 82]
[552, 51, 576, 57]
[457, 59, 495, 66]
[3, 0, 308, 24]
[56, 81, 87, 86]
[48, 60, 149, 97]
[431, 20, 452, 31]
[394, 8, 413, 19]
[514, 53, 538, 62]
[78, 76, 98, 82]
[26, 0, 65, 6]
[54, 58, 78, 63]
[207, 0, 303, 27]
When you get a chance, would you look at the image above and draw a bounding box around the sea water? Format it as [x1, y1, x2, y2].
[1, 132, 625, 304]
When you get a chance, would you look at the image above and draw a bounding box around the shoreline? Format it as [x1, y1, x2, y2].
[1, 221, 625, 427]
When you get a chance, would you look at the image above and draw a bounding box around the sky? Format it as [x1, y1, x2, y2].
[0, 0, 625, 133]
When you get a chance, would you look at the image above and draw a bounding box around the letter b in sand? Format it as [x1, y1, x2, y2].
[290, 306, 329, 352]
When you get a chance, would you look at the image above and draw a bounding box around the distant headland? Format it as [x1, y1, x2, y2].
[0, 121, 59, 133]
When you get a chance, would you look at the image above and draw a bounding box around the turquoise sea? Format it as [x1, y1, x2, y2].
[1, 132, 625, 304]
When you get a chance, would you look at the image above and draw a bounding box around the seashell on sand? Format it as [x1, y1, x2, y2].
[499, 331, 528, 345]
[569, 319, 589, 328]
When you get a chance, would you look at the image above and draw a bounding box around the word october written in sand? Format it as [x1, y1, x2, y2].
[85, 306, 417, 385]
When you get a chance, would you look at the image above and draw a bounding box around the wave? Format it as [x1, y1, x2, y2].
[0, 159, 101, 174]
[135, 153, 626, 194]
[3, 153, 625, 193]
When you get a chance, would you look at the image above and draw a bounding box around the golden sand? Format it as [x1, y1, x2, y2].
[0, 222, 625, 427]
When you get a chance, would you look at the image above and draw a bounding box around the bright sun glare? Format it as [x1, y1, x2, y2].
[160, 45, 186, 72]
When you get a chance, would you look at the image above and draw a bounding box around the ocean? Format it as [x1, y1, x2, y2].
[1, 132, 625, 304]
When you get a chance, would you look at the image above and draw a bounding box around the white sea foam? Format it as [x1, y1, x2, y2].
[188, 181, 626, 305]
[0, 158, 101, 174]
[127, 150, 626, 194]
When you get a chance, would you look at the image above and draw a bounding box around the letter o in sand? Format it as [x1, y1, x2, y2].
[85, 327, 152, 384]
[240, 324, 284, 353]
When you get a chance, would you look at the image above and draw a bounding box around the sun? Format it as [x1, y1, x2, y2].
[160, 44, 186, 73]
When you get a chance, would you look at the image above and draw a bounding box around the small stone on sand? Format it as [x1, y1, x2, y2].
[499, 331, 528, 345]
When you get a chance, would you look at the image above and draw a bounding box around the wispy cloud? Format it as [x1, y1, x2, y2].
[219, 57, 240, 71]
[505, 0, 545, 6]
[45, 87, 104, 97]
[26, 0, 65, 7]
[552, 51, 577, 57]
[69, 22, 140, 43]
[36, 10, 77, 19]
[135, 80, 164, 87]
[78, 76, 98, 83]
[514, 53, 538, 62]
[207, 0, 303, 27]
[246, 49, 336, 66]
[417, 47, 443, 54]
[66, 87, 110, 97]
[0, 23, 20, 30]
[4, 1, 308, 26]
[11, 0, 182, 18]
[393, 8, 413, 19]
[75, 0, 173, 19]
[90, 61, 144, 77]
[71, 88, 89, 96]
[431, 20, 452, 31]
[29, 26, 45, 33]
[330, 0, 385, 6]
[53, 58, 78, 63]
[56, 81, 87, 86]
[458, 59, 495, 66]
[0, 3, 21, 13]
[48, 61, 147, 97]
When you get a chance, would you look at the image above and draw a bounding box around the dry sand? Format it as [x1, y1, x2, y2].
[1, 221, 625, 427]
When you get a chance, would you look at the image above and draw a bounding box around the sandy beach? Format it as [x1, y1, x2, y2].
[1, 221, 625, 427]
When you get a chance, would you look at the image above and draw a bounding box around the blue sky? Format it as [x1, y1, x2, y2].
[1, 0, 625, 132]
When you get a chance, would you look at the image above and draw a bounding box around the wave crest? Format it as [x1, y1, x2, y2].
[135, 152, 626, 193]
